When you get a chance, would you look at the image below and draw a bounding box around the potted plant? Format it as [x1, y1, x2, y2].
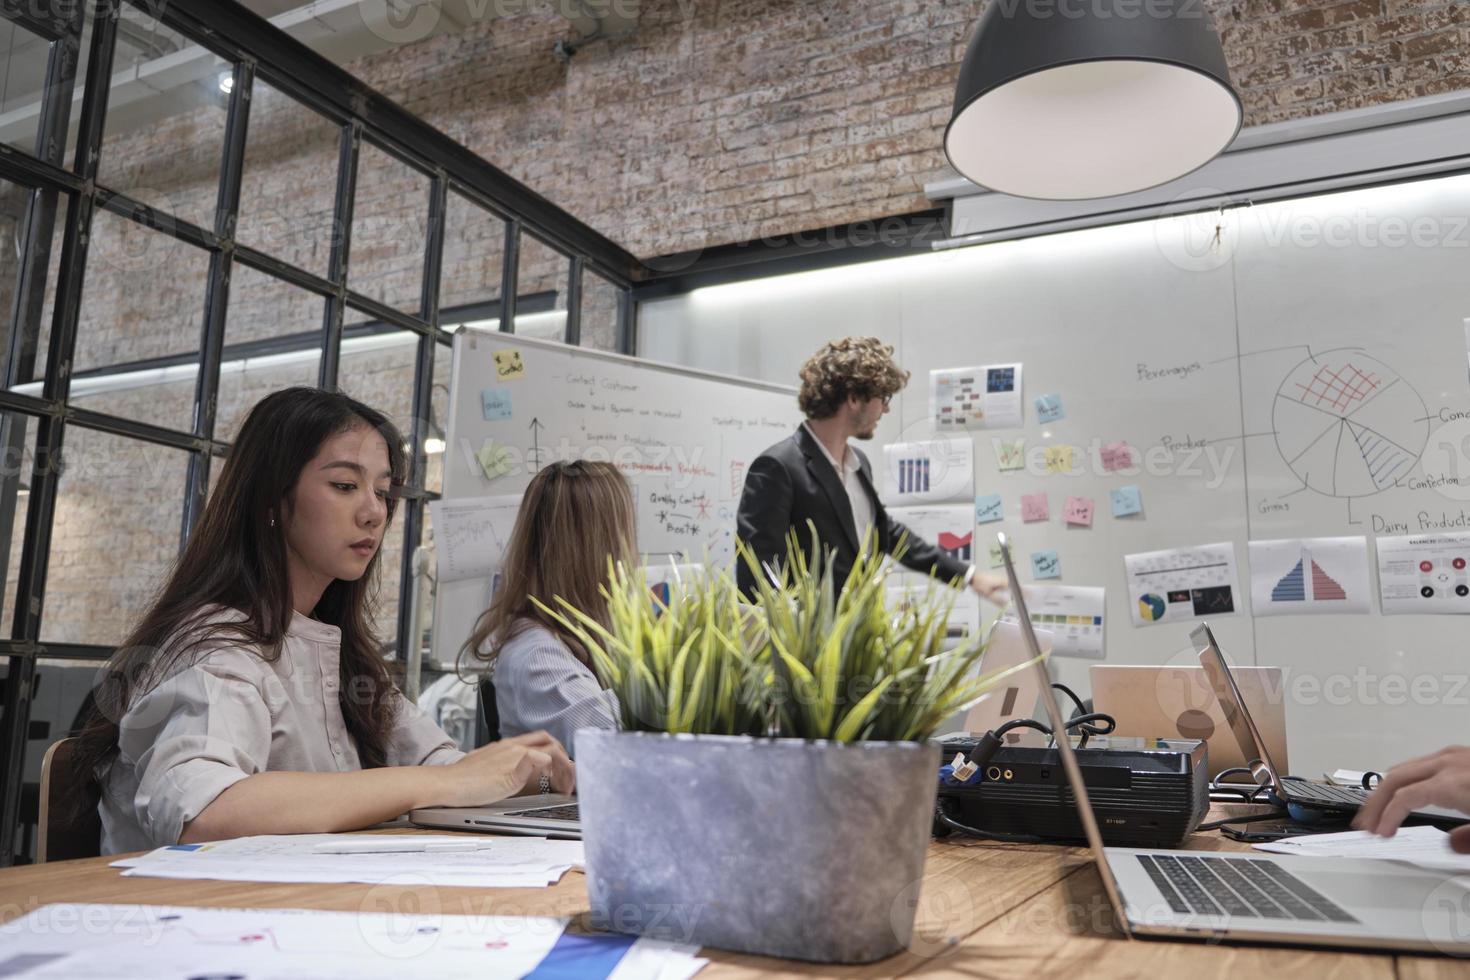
[537, 531, 1032, 964]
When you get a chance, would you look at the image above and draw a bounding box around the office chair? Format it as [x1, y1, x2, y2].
[38, 737, 101, 862]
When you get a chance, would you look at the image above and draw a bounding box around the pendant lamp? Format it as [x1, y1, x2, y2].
[945, 0, 1242, 201]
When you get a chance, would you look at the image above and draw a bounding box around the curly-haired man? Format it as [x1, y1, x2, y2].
[736, 337, 1007, 602]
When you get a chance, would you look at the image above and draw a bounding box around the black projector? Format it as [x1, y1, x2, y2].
[933, 732, 1209, 848]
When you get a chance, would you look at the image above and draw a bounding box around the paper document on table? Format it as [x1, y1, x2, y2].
[0, 904, 707, 980]
[1253, 825, 1470, 872]
[110, 833, 584, 888]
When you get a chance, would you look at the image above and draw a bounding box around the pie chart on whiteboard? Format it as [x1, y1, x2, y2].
[1272, 352, 1428, 498]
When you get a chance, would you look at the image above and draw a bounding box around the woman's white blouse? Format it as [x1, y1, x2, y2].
[99, 607, 463, 853]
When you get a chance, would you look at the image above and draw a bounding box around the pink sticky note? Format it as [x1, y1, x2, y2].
[1064, 495, 1095, 527]
[1021, 492, 1049, 523]
[1101, 442, 1134, 472]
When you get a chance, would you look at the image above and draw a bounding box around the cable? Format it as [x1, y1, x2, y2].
[934, 801, 1047, 845]
[1196, 809, 1290, 832]
[1208, 767, 1273, 803]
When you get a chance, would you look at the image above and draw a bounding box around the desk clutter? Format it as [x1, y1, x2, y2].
[0, 904, 706, 980]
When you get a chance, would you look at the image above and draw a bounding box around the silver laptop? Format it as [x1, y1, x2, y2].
[411, 794, 581, 839]
[1092, 662, 1289, 778]
[995, 530, 1470, 954]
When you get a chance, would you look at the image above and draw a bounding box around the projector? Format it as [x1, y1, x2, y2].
[933, 732, 1209, 848]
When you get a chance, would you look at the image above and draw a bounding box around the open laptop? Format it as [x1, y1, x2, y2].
[1192, 622, 1469, 824]
[411, 794, 582, 839]
[1092, 663, 1289, 779]
[995, 531, 1470, 954]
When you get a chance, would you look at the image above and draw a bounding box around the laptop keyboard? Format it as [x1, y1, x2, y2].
[501, 803, 580, 821]
[1284, 781, 1369, 807]
[1137, 854, 1357, 922]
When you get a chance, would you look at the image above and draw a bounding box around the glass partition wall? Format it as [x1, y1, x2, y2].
[0, 0, 638, 864]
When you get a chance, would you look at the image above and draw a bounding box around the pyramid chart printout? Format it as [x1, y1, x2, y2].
[1376, 532, 1470, 615]
[1248, 537, 1372, 616]
[885, 503, 981, 639]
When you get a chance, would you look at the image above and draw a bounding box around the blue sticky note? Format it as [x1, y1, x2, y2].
[1031, 550, 1061, 580]
[481, 386, 514, 421]
[1111, 484, 1142, 517]
[1035, 393, 1065, 424]
[975, 493, 1004, 524]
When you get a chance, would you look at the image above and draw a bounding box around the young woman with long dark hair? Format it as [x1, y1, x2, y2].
[461, 460, 634, 756]
[74, 387, 573, 854]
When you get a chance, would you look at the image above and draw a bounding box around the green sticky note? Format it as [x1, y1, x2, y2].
[996, 439, 1025, 472]
[476, 442, 514, 481]
[988, 541, 1005, 569]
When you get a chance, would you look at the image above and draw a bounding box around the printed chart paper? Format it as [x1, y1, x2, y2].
[931, 363, 1023, 430]
[882, 437, 975, 505]
[887, 576, 981, 641]
[1001, 584, 1106, 659]
[887, 504, 976, 567]
[1125, 541, 1240, 627]
[1249, 537, 1371, 616]
[1376, 533, 1470, 615]
[428, 493, 523, 583]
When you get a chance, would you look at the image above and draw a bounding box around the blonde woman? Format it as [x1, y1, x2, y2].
[463, 460, 634, 757]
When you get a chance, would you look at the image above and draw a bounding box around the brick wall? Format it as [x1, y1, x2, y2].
[9, 0, 1468, 648]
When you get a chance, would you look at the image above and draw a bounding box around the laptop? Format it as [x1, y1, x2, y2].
[994, 530, 1470, 954]
[1192, 622, 1469, 824]
[411, 794, 582, 839]
[960, 619, 1048, 736]
[1092, 663, 1289, 779]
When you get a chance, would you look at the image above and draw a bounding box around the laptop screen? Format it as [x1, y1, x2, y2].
[994, 531, 1131, 935]
[1191, 622, 1283, 792]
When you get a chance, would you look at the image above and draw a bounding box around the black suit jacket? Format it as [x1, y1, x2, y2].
[735, 425, 970, 598]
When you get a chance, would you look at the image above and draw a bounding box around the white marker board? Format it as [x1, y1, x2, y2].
[430, 328, 800, 666]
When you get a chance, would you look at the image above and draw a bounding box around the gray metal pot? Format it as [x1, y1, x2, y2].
[575, 729, 940, 964]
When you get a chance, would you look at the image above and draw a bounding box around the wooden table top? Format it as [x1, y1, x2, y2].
[3, 806, 1468, 978]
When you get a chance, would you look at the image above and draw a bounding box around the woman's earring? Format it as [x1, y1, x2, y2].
[269, 514, 276, 528]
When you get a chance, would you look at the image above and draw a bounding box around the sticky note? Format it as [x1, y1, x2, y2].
[996, 439, 1025, 472]
[1064, 496, 1094, 527]
[493, 348, 525, 381]
[1111, 485, 1142, 517]
[988, 542, 1005, 568]
[475, 442, 514, 481]
[1044, 445, 1074, 474]
[975, 493, 1004, 524]
[1031, 550, 1061, 579]
[1021, 492, 1049, 523]
[1035, 393, 1065, 424]
[480, 386, 514, 421]
[1100, 441, 1134, 472]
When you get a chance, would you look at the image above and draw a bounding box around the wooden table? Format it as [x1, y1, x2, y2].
[2, 807, 1468, 978]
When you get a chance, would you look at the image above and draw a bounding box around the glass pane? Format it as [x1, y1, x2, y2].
[347, 143, 429, 315]
[370, 515, 406, 658]
[236, 81, 340, 278]
[217, 263, 327, 441]
[1, 183, 66, 391]
[439, 190, 506, 328]
[0, 18, 61, 157]
[69, 210, 209, 431]
[581, 269, 622, 352]
[96, 4, 229, 231]
[337, 327, 419, 475]
[514, 235, 568, 341]
[0, 411, 36, 640]
[43, 426, 189, 644]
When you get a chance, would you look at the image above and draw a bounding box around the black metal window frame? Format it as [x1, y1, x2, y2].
[0, 0, 641, 864]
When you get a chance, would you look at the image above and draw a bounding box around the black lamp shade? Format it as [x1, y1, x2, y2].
[945, 0, 1243, 201]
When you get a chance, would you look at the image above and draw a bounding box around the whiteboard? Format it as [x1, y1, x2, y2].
[638, 171, 1470, 777]
[430, 328, 801, 666]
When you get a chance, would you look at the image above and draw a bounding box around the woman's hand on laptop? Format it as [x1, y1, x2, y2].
[1353, 745, 1470, 851]
[436, 731, 575, 807]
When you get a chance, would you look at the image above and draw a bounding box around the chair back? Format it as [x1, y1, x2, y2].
[39, 737, 101, 862]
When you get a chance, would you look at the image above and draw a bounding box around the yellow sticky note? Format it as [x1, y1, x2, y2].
[493, 348, 525, 382]
[988, 542, 1005, 569]
[475, 442, 514, 481]
[1044, 445, 1074, 474]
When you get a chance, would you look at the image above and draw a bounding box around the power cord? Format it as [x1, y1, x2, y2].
[1208, 766, 1273, 803]
[934, 798, 1047, 844]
